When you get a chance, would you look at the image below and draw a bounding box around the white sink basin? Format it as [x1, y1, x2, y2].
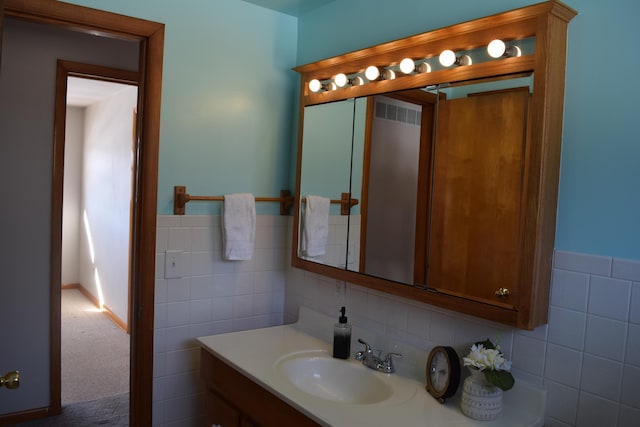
[276, 351, 396, 404]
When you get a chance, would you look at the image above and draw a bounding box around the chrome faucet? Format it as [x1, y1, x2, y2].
[354, 339, 402, 374]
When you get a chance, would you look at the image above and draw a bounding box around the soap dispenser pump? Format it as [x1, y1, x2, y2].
[333, 306, 351, 359]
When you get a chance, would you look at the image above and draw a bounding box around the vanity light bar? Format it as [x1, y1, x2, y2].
[307, 39, 522, 93]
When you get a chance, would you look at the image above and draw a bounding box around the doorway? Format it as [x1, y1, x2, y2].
[61, 74, 138, 405]
[0, 2, 163, 425]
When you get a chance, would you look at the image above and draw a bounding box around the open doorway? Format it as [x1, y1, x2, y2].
[61, 75, 137, 405]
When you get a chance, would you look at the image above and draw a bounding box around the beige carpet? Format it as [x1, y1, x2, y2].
[61, 289, 130, 405]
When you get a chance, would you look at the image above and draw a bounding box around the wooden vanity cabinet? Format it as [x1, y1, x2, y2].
[200, 349, 321, 427]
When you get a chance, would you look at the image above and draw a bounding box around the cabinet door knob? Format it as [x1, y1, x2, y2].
[0, 371, 19, 389]
[495, 287, 510, 297]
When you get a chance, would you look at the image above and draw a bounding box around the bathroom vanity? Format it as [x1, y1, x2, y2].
[198, 308, 545, 427]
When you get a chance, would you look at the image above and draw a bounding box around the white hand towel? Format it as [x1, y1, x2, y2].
[222, 193, 256, 260]
[301, 195, 330, 257]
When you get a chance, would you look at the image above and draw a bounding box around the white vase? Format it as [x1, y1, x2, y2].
[460, 368, 503, 421]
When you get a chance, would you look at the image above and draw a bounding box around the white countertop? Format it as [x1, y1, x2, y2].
[197, 307, 545, 427]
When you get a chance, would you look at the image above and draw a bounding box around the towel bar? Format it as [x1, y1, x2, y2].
[173, 186, 358, 216]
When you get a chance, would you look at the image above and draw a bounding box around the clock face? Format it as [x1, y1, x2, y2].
[425, 346, 461, 402]
[429, 350, 449, 393]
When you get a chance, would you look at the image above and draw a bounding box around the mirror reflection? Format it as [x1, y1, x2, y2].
[297, 73, 534, 293]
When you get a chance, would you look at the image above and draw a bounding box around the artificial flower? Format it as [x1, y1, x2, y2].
[463, 339, 514, 391]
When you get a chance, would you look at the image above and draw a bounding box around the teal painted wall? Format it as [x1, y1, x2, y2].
[298, 0, 640, 261]
[64, 0, 640, 260]
[64, 0, 298, 215]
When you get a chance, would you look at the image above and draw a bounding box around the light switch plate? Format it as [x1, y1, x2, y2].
[164, 250, 183, 279]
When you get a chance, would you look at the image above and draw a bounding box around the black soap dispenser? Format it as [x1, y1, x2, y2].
[333, 306, 351, 359]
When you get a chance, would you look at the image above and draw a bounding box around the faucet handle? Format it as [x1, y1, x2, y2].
[355, 339, 372, 360]
[381, 352, 403, 373]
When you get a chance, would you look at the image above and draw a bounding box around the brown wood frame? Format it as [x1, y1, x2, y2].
[292, 0, 576, 330]
[1, 1, 163, 425]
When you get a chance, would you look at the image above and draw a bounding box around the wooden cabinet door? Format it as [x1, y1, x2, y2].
[204, 389, 240, 427]
[428, 88, 529, 306]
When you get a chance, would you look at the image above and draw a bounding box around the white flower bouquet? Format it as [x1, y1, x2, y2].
[462, 339, 515, 391]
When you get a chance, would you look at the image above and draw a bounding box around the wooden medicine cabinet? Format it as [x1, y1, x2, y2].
[292, 1, 577, 330]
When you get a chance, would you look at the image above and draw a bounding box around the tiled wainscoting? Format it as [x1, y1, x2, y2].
[153, 215, 289, 426]
[153, 214, 639, 427]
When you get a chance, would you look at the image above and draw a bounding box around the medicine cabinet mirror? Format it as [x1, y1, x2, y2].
[292, 0, 576, 330]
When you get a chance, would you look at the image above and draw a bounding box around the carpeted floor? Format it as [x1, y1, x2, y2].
[61, 289, 130, 404]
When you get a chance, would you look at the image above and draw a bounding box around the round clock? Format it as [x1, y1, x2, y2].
[425, 345, 461, 403]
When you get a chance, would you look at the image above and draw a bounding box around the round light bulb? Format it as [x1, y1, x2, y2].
[399, 58, 415, 74]
[506, 45, 522, 57]
[351, 76, 364, 86]
[383, 69, 396, 80]
[334, 73, 348, 87]
[326, 82, 337, 91]
[458, 54, 472, 66]
[487, 39, 506, 58]
[365, 65, 380, 81]
[439, 50, 456, 67]
[417, 62, 432, 73]
[309, 79, 322, 93]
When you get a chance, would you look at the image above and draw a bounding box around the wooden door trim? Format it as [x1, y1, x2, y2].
[1, 1, 163, 425]
[54, 58, 138, 405]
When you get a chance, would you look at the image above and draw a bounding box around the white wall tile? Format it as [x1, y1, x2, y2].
[612, 258, 640, 282]
[576, 392, 619, 427]
[233, 271, 255, 295]
[588, 276, 631, 321]
[156, 227, 169, 252]
[189, 322, 213, 340]
[252, 292, 272, 316]
[585, 316, 627, 362]
[580, 354, 623, 401]
[167, 278, 191, 302]
[548, 306, 587, 351]
[429, 312, 456, 347]
[212, 273, 234, 297]
[232, 294, 253, 318]
[211, 296, 233, 321]
[166, 301, 191, 327]
[191, 227, 216, 252]
[155, 279, 168, 304]
[406, 305, 430, 339]
[180, 215, 214, 227]
[190, 276, 213, 300]
[618, 405, 640, 427]
[554, 251, 612, 276]
[165, 348, 198, 375]
[165, 325, 193, 351]
[545, 343, 583, 388]
[551, 269, 589, 312]
[157, 215, 180, 228]
[512, 334, 546, 376]
[630, 282, 640, 325]
[154, 303, 167, 329]
[453, 319, 486, 349]
[620, 364, 640, 408]
[543, 417, 573, 427]
[189, 299, 212, 324]
[168, 227, 191, 251]
[625, 323, 640, 366]
[544, 380, 579, 425]
[190, 251, 214, 276]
